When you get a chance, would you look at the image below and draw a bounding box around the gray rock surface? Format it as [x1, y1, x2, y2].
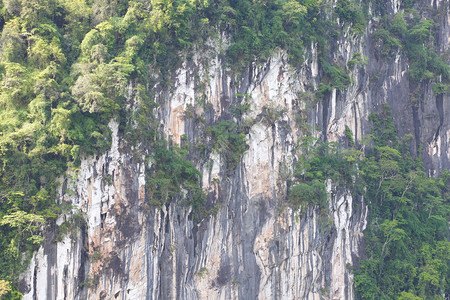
[20, 1, 449, 299]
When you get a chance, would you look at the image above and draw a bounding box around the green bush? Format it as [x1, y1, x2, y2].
[432, 83, 450, 95]
[0, 0, 447, 298]
[373, 12, 449, 83]
[354, 106, 450, 300]
[148, 141, 203, 205]
[320, 59, 351, 90]
[207, 120, 247, 173]
[289, 136, 360, 213]
[289, 180, 327, 209]
[347, 52, 368, 70]
[335, 0, 366, 34]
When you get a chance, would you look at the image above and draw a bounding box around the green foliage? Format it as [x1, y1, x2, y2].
[344, 125, 354, 147]
[354, 106, 450, 300]
[55, 211, 86, 242]
[0, 0, 211, 291]
[79, 276, 99, 289]
[230, 94, 251, 118]
[368, 104, 398, 147]
[197, 266, 209, 278]
[0, 194, 50, 292]
[373, 28, 403, 58]
[289, 180, 327, 209]
[335, 0, 366, 34]
[397, 291, 422, 300]
[262, 104, 286, 126]
[0, 280, 12, 298]
[287, 104, 449, 300]
[206, 120, 247, 173]
[373, 12, 449, 85]
[0, 0, 447, 298]
[147, 141, 206, 218]
[347, 52, 368, 70]
[296, 139, 357, 184]
[316, 58, 351, 99]
[289, 136, 361, 210]
[1, 290, 23, 300]
[0, 0, 115, 293]
[320, 59, 351, 91]
[432, 83, 450, 95]
[223, 0, 334, 68]
[316, 82, 333, 99]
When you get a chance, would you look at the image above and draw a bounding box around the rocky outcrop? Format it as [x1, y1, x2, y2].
[20, 1, 449, 299]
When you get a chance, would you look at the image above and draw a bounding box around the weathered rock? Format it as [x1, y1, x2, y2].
[20, 1, 449, 299]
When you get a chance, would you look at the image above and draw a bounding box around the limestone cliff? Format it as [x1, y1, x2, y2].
[20, 0, 449, 299]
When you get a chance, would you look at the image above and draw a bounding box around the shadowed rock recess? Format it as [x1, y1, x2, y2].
[18, 0, 448, 299]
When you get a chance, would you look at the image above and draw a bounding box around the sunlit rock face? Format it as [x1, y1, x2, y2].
[20, 0, 449, 298]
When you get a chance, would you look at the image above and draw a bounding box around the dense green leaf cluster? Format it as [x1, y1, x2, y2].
[147, 140, 206, 218]
[0, 1, 107, 296]
[354, 105, 450, 300]
[0, 0, 447, 298]
[206, 120, 247, 173]
[289, 105, 449, 299]
[0, 0, 209, 295]
[224, 0, 330, 67]
[335, 0, 366, 34]
[288, 135, 362, 210]
[373, 10, 449, 85]
[317, 59, 352, 98]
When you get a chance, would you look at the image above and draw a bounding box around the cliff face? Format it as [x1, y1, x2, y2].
[20, 1, 449, 299]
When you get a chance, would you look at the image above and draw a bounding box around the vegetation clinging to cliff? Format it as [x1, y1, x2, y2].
[0, 0, 448, 298]
[353, 105, 450, 299]
[288, 105, 450, 299]
[0, 0, 341, 295]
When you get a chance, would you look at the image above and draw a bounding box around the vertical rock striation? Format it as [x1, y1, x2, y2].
[20, 0, 448, 299]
